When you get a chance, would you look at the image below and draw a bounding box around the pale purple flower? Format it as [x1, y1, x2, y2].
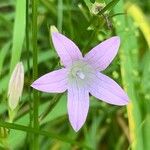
[31, 32, 129, 131]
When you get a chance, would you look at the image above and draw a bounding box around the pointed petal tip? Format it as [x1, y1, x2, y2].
[30, 81, 40, 89]
[119, 100, 129, 106]
[123, 93, 130, 104]
[74, 128, 80, 132]
[69, 116, 84, 132]
[117, 96, 129, 106]
[30, 82, 37, 89]
[71, 124, 81, 132]
[107, 100, 129, 106]
[113, 92, 129, 106]
[112, 36, 120, 44]
[30, 81, 45, 92]
[30, 82, 34, 88]
[125, 98, 130, 105]
[30, 82, 43, 92]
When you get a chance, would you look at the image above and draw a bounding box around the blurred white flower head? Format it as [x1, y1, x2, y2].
[8, 62, 24, 110]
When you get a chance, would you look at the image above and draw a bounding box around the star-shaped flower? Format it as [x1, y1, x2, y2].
[31, 32, 129, 131]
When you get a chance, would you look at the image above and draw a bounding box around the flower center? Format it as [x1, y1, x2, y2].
[76, 70, 85, 79]
[71, 66, 85, 80]
[68, 60, 95, 87]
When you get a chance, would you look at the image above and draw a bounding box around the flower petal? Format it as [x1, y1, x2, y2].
[84, 36, 120, 71]
[89, 72, 129, 105]
[67, 84, 89, 132]
[31, 69, 67, 93]
[52, 32, 83, 66]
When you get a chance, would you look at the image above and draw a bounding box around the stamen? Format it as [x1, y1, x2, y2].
[76, 71, 85, 79]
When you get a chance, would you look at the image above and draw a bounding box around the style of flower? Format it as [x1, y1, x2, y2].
[31, 32, 129, 131]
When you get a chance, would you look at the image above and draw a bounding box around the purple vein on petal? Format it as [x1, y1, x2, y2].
[87, 72, 128, 105]
[84, 36, 120, 71]
[52, 32, 83, 67]
[31, 69, 68, 93]
[67, 80, 89, 132]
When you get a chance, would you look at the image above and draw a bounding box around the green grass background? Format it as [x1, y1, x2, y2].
[0, 0, 150, 149]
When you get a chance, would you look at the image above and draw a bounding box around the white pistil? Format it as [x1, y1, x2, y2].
[76, 71, 85, 79]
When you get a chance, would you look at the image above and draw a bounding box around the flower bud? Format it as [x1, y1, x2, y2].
[8, 62, 24, 110]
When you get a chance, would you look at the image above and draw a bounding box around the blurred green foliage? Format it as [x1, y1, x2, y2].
[0, 0, 150, 150]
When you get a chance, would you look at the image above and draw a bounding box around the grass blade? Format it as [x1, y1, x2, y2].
[10, 0, 26, 73]
[0, 42, 10, 76]
[114, 1, 144, 150]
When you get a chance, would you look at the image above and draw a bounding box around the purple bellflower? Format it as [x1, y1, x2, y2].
[31, 32, 129, 132]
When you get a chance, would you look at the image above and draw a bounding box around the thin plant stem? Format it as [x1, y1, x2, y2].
[0, 121, 91, 150]
[26, 0, 30, 123]
[32, 0, 39, 149]
[57, 0, 63, 32]
[26, 0, 30, 75]
[26, 0, 33, 149]
[66, 0, 73, 38]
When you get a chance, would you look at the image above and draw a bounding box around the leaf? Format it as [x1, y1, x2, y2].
[141, 51, 150, 93]
[114, 1, 144, 150]
[141, 51, 150, 150]
[84, 0, 93, 10]
[99, 0, 120, 15]
[126, 2, 150, 48]
[0, 42, 10, 76]
[10, 0, 26, 73]
[126, 3, 150, 150]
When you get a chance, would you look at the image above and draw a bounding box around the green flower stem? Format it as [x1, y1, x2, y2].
[32, 0, 39, 149]
[26, 0, 33, 149]
[66, 0, 73, 38]
[26, 0, 30, 74]
[0, 121, 91, 149]
[57, 0, 63, 32]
